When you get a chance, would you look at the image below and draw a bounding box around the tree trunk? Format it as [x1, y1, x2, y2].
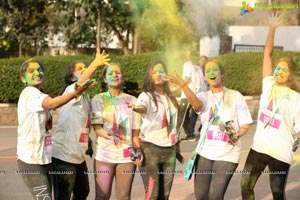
[96, 10, 101, 50]
[18, 41, 23, 57]
[133, 30, 139, 54]
[113, 28, 129, 55]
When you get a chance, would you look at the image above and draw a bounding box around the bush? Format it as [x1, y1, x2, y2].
[0, 52, 161, 103]
[0, 51, 299, 103]
[219, 51, 300, 95]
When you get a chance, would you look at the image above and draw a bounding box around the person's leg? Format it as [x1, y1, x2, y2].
[94, 160, 115, 200]
[194, 156, 213, 200]
[52, 157, 77, 200]
[140, 142, 161, 200]
[17, 159, 52, 200]
[72, 161, 90, 200]
[268, 157, 290, 200]
[208, 161, 238, 200]
[185, 105, 198, 137]
[159, 146, 176, 200]
[241, 149, 268, 200]
[115, 163, 136, 200]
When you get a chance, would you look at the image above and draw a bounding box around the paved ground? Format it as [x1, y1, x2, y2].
[1, 122, 300, 200]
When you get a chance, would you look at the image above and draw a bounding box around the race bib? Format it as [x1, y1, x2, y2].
[259, 111, 281, 129]
[207, 125, 228, 142]
[79, 128, 89, 143]
[44, 135, 52, 147]
[79, 133, 89, 143]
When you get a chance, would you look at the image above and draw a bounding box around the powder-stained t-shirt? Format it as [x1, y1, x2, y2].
[252, 76, 300, 164]
[136, 92, 178, 147]
[91, 92, 141, 163]
[17, 86, 50, 164]
[52, 83, 91, 164]
[196, 88, 253, 163]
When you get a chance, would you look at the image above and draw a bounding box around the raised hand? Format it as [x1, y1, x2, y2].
[77, 49, 110, 85]
[165, 72, 188, 88]
[268, 11, 284, 29]
[90, 48, 110, 68]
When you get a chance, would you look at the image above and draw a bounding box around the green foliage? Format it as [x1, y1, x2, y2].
[1, 51, 300, 103]
[0, 52, 160, 103]
[0, 0, 49, 57]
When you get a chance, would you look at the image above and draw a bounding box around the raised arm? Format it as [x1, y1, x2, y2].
[77, 49, 110, 85]
[42, 86, 87, 109]
[166, 73, 204, 112]
[263, 12, 283, 78]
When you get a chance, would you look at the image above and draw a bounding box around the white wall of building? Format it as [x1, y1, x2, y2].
[199, 35, 220, 57]
[228, 26, 300, 52]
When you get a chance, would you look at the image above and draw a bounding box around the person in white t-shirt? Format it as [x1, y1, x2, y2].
[178, 50, 198, 141]
[191, 55, 208, 135]
[195, 55, 208, 94]
[91, 64, 142, 200]
[168, 59, 252, 200]
[130, 60, 179, 200]
[52, 50, 110, 200]
[241, 13, 300, 200]
[17, 58, 92, 199]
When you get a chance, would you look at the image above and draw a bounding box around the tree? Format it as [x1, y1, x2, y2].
[81, 0, 134, 54]
[0, 0, 49, 57]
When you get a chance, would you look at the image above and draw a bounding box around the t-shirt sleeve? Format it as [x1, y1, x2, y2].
[194, 91, 207, 114]
[131, 97, 141, 130]
[25, 88, 48, 112]
[262, 76, 275, 94]
[136, 92, 150, 109]
[91, 94, 104, 125]
[63, 83, 82, 104]
[235, 92, 253, 126]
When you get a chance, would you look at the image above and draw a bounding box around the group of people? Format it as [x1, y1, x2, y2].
[17, 12, 300, 200]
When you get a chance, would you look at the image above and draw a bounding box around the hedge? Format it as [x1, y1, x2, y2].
[0, 51, 299, 103]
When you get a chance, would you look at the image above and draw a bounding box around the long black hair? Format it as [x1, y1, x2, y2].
[60, 61, 86, 94]
[142, 59, 179, 111]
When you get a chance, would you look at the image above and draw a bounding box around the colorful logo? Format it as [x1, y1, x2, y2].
[240, 1, 254, 16]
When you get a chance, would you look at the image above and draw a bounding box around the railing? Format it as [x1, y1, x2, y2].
[234, 44, 283, 52]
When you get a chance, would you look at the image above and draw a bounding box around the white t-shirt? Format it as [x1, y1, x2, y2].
[52, 84, 91, 164]
[252, 76, 300, 164]
[181, 61, 196, 98]
[136, 92, 178, 147]
[17, 86, 50, 164]
[91, 92, 141, 163]
[194, 65, 207, 93]
[196, 88, 253, 163]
